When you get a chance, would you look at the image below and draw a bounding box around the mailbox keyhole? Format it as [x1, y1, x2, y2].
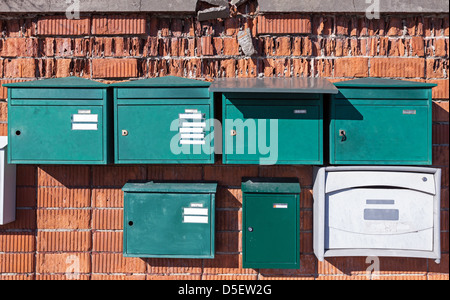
[339, 130, 347, 142]
[15, 130, 21, 136]
[128, 221, 134, 226]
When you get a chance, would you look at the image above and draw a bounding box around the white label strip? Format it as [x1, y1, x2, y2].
[72, 123, 98, 131]
[181, 133, 205, 139]
[190, 203, 204, 208]
[273, 203, 288, 209]
[183, 215, 208, 224]
[294, 109, 307, 114]
[179, 114, 203, 119]
[403, 110, 416, 115]
[72, 114, 98, 123]
[185, 109, 198, 113]
[183, 208, 209, 216]
[180, 127, 204, 133]
[182, 122, 206, 128]
[180, 140, 206, 145]
[78, 110, 91, 114]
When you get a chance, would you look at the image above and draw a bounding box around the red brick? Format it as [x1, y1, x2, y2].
[38, 166, 90, 187]
[293, 58, 311, 77]
[427, 58, 448, 79]
[36, 274, 90, 280]
[93, 274, 146, 280]
[257, 14, 311, 35]
[36, 209, 91, 229]
[319, 256, 371, 275]
[406, 16, 424, 36]
[92, 188, 123, 208]
[410, 36, 425, 56]
[92, 14, 146, 35]
[260, 255, 316, 276]
[237, 58, 258, 78]
[0, 38, 38, 57]
[147, 257, 202, 274]
[0, 254, 35, 273]
[433, 101, 449, 121]
[433, 146, 449, 166]
[370, 58, 425, 78]
[216, 210, 241, 231]
[92, 209, 123, 230]
[37, 16, 91, 36]
[37, 187, 90, 208]
[314, 59, 334, 77]
[37, 231, 91, 252]
[16, 187, 37, 207]
[92, 58, 139, 78]
[313, 15, 333, 35]
[433, 124, 449, 145]
[37, 253, 90, 274]
[335, 57, 369, 78]
[386, 17, 404, 36]
[0, 209, 36, 230]
[434, 39, 448, 57]
[92, 231, 123, 252]
[224, 18, 239, 36]
[203, 254, 257, 275]
[92, 166, 146, 187]
[220, 59, 236, 77]
[223, 37, 240, 56]
[3, 58, 36, 78]
[216, 232, 240, 253]
[0, 232, 35, 252]
[92, 253, 146, 273]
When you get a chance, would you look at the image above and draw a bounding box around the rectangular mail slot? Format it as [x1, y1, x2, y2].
[122, 181, 217, 258]
[4, 77, 110, 164]
[313, 166, 442, 263]
[330, 78, 436, 165]
[111, 76, 214, 164]
[1, 137, 16, 225]
[210, 78, 338, 165]
[242, 178, 301, 269]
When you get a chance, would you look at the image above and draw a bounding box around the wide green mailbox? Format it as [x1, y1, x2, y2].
[210, 78, 338, 165]
[330, 78, 436, 165]
[5, 77, 110, 164]
[122, 181, 217, 258]
[242, 178, 300, 269]
[111, 76, 214, 164]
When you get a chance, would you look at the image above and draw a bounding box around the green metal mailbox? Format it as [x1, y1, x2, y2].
[5, 77, 110, 164]
[111, 76, 214, 164]
[122, 181, 217, 258]
[330, 78, 436, 165]
[210, 78, 338, 165]
[242, 178, 300, 269]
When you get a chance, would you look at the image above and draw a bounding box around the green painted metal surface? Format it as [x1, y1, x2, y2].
[242, 179, 300, 269]
[222, 94, 323, 165]
[6, 77, 111, 165]
[114, 77, 214, 164]
[330, 78, 435, 165]
[123, 182, 217, 258]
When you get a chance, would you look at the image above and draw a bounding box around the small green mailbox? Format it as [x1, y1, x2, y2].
[122, 181, 217, 258]
[210, 78, 338, 165]
[111, 76, 214, 164]
[242, 178, 300, 269]
[330, 78, 436, 165]
[5, 77, 110, 164]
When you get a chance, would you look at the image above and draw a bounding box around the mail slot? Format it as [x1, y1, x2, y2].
[4, 77, 110, 164]
[111, 76, 214, 164]
[313, 166, 442, 263]
[330, 78, 436, 165]
[0, 137, 16, 225]
[210, 78, 338, 165]
[122, 181, 217, 258]
[242, 178, 301, 269]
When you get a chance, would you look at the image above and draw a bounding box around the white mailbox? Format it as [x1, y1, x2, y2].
[313, 166, 441, 263]
[1, 136, 16, 225]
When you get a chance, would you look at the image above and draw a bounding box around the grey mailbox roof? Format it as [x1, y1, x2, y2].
[209, 78, 339, 94]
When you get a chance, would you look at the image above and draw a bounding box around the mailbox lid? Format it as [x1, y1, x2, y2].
[124, 192, 215, 258]
[122, 181, 218, 194]
[5, 77, 108, 100]
[242, 178, 300, 194]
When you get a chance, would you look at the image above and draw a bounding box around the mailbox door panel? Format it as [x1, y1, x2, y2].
[332, 104, 430, 164]
[117, 104, 212, 163]
[125, 193, 213, 257]
[224, 102, 322, 164]
[244, 194, 299, 268]
[9, 105, 104, 163]
[326, 188, 434, 251]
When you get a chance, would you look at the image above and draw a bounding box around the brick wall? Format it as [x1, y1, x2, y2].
[0, 8, 448, 280]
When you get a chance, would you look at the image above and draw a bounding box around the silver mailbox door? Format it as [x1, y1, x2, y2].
[325, 188, 434, 251]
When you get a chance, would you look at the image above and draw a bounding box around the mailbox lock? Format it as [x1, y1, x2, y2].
[15, 130, 21, 136]
[339, 130, 347, 142]
[231, 130, 237, 136]
[248, 227, 253, 232]
[122, 130, 128, 136]
[422, 177, 428, 182]
[128, 221, 134, 226]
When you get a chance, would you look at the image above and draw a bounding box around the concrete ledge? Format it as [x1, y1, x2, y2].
[0, 0, 198, 13]
[1, 0, 448, 13]
[259, 0, 449, 13]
